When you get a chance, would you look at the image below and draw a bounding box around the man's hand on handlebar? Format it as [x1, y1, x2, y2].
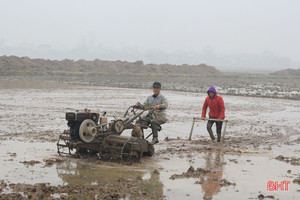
[154, 105, 160, 110]
[134, 102, 143, 108]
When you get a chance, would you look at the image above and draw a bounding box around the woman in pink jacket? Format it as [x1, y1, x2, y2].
[201, 87, 225, 142]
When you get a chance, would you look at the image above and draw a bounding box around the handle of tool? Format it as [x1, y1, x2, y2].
[201, 117, 228, 122]
[221, 120, 228, 141]
[188, 118, 196, 140]
[188, 117, 228, 141]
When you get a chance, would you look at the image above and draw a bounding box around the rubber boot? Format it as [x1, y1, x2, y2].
[151, 137, 159, 145]
[217, 134, 221, 142]
[207, 123, 215, 140]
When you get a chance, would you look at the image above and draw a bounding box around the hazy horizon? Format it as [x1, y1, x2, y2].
[1, 0, 299, 71]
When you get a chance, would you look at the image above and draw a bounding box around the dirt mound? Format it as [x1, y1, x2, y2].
[270, 68, 300, 77]
[0, 55, 221, 76]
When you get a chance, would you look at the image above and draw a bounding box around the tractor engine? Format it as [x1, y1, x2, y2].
[65, 109, 99, 140]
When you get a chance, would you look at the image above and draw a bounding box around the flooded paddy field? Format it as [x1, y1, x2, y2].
[0, 80, 300, 199]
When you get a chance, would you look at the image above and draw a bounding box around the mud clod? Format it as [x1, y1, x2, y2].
[275, 155, 300, 166]
[43, 158, 63, 167]
[229, 159, 238, 164]
[293, 178, 300, 185]
[187, 166, 194, 173]
[170, 166, 212, 180]
[10, 153, 17, 157]
[257, 194, 275, 199]
[219, 179, 236, 187]
[20, 160, 41, 166]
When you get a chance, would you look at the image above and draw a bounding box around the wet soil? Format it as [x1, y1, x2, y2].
[1, 178, 164, 200]
[0, 80, 300, 199]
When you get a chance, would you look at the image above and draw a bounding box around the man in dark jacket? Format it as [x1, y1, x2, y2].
[201, 87, 225, 142]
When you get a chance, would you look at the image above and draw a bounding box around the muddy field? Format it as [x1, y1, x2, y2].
[0, 80, 300, 200]
[1, 74, 300, 100]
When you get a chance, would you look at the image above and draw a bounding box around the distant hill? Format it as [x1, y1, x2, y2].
[0, 55, 221, 76]
[270, 68, 300, 77]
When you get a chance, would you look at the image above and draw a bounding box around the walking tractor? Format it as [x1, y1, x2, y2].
[57, 105, 159, 162]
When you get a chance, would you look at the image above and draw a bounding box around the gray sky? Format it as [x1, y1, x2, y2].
[0, 0, 299, 70]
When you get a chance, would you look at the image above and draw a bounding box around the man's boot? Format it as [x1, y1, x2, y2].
[151, 137, 159, 145]
[217, 134, 221, 142]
